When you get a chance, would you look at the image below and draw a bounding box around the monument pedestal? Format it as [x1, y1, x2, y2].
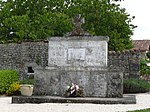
[34, 67, 123, 98]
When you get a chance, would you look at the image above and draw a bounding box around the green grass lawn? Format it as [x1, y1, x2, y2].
[128, 108, 150, 112]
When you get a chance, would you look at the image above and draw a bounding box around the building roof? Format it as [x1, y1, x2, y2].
[132, 40, 150, 52]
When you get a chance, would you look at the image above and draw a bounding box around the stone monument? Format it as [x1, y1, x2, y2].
[34, 14, 123, 98]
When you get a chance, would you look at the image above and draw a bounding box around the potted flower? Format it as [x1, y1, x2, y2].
[64, 83, 84, 97]
[19, 79, 34, 96]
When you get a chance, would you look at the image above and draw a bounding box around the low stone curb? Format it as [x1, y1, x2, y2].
[12, 95, 136, 104]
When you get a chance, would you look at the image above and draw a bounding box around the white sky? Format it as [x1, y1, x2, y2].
[119, 0, 150, 40]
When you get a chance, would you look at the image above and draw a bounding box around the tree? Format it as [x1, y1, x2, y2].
[0, 0, 136, 51]
[0, 0, 72, 43]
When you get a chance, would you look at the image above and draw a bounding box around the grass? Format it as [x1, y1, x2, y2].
[128, 108, 150, 112]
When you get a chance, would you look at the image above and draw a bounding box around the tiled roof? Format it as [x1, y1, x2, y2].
[132, 40, 150, 52]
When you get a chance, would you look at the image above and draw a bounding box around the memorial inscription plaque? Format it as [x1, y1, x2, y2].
[68, 48, 85, 61]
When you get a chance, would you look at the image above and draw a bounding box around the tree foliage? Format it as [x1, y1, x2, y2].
[0, 0, 72, 43]
[0, 0, 136, 51]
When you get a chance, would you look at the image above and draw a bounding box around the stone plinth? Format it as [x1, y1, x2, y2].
[12, 95, 136, 104]
[34, 67, 123, 98]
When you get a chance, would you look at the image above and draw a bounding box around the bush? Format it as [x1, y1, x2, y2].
[0, 70, 19, 94]
[6, 82, 20, 96]
[123, 78, 150, 94]
[140, 59, 150, 75]
[146, 51, 150, 59]
[20, 79, 34, 85]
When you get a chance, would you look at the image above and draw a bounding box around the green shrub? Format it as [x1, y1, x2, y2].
[6, 82, 20, 96]
[20, 79, 34, 85]
[0, 70, 19, 94]
[146, 51, 150, 59]
[140, 59, 150, 75]
[123, 78, 150, 94]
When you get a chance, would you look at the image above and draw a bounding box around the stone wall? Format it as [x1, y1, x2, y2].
[0, 43, 140, 79]
[108, 50, 140, 78]
[0, 42, 48, 79]
[0, 44, 22, 76]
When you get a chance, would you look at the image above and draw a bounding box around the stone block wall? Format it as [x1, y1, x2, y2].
[0, 42, 48, 79]
[0, 44, 22, 74]
[21, 42, 48, 67]
[108, 50, 140, 78]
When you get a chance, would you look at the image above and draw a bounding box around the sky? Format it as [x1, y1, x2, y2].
[119, 0, 150, 40]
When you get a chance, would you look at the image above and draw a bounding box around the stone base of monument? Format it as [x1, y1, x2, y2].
[33, 67, 124, 98]
[12, 95, 136, 104]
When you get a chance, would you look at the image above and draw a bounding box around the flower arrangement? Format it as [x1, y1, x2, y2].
[64, 83, 84, 97]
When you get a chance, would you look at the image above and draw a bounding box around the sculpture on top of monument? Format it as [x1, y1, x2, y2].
[65, 14, 92, 37]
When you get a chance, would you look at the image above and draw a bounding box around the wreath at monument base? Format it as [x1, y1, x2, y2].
[64, 83, 84, 97]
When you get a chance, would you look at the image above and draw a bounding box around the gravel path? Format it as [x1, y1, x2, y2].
[0, 93, 150, 112]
